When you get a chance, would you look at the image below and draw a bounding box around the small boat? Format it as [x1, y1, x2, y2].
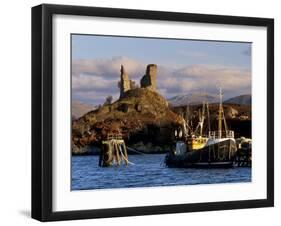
[165, 89, 237, 168]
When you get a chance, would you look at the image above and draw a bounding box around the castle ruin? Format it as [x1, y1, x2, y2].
[140, 64, 157, 92]
[119, 65, 131, 98]
[119, 64, 158, 98]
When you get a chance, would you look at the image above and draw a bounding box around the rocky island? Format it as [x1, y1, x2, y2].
[72, 64, 184, 154]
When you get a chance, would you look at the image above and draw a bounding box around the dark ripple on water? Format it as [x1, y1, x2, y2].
[71, 154, 251, 190]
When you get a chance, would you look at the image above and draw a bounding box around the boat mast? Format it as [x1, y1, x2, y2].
[206, 102, 211, 132]
[218, 88, 223, 139]
[185, 105, 190, 127]
[199, 101, 205, 137]
[184, 103, 193, 136]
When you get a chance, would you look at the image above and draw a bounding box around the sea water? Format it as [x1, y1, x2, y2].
[71, 154, 251, 190]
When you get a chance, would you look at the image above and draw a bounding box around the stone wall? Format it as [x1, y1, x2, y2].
[119, 65, 131, 98]
[140, 64, 157, 92]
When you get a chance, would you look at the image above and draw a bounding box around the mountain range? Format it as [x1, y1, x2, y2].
[72, 101, 96, 119]
[224, 94, 251, 105]
[168, 93, 251, 106]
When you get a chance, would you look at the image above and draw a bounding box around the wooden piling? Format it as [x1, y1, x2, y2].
[122, 143, 129, 166]
[100, 134, 129, 167]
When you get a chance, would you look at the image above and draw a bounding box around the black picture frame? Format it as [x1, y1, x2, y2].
[32, 3, 274, 222]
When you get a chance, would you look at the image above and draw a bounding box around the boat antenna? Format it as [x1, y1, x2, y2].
[218, 87, 223, 139]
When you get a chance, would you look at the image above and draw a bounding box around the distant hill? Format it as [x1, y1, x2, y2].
[224, 94, 251, 105]
[72, 101, 96, 119]
[168, 93, 218, 107]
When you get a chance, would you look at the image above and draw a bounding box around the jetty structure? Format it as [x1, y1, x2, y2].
[165, 88, 237, 168]
[99, 133, 130, 167]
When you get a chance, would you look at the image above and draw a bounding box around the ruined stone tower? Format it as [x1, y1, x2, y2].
[119, 65, 131, 98]
[140, 64, 157, 92]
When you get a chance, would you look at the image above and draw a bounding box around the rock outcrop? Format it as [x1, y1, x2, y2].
[225, 106, 239, 119]
[72, 88, 183, 154]
[140, 64, 157, 92]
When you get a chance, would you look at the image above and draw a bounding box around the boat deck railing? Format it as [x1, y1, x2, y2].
[208, 130, 234, 139]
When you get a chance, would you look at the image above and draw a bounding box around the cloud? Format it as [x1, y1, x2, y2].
[72, 56, 251, 104]
[158, 64, 251, 99]
[72, 56, 146, 104]
[72, 75, 117, 92]
[72, 56, 145, 79]
[74, 90, 120, 105]
[177, 49, 209, 59]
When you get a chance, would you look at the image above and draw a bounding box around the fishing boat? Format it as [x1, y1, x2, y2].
[165, 89, 237, 168]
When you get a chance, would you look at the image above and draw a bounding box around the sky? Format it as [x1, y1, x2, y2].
[72, 34, 251, 105]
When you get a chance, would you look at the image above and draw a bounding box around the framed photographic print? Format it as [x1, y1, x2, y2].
[32, 4, 274, 221]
